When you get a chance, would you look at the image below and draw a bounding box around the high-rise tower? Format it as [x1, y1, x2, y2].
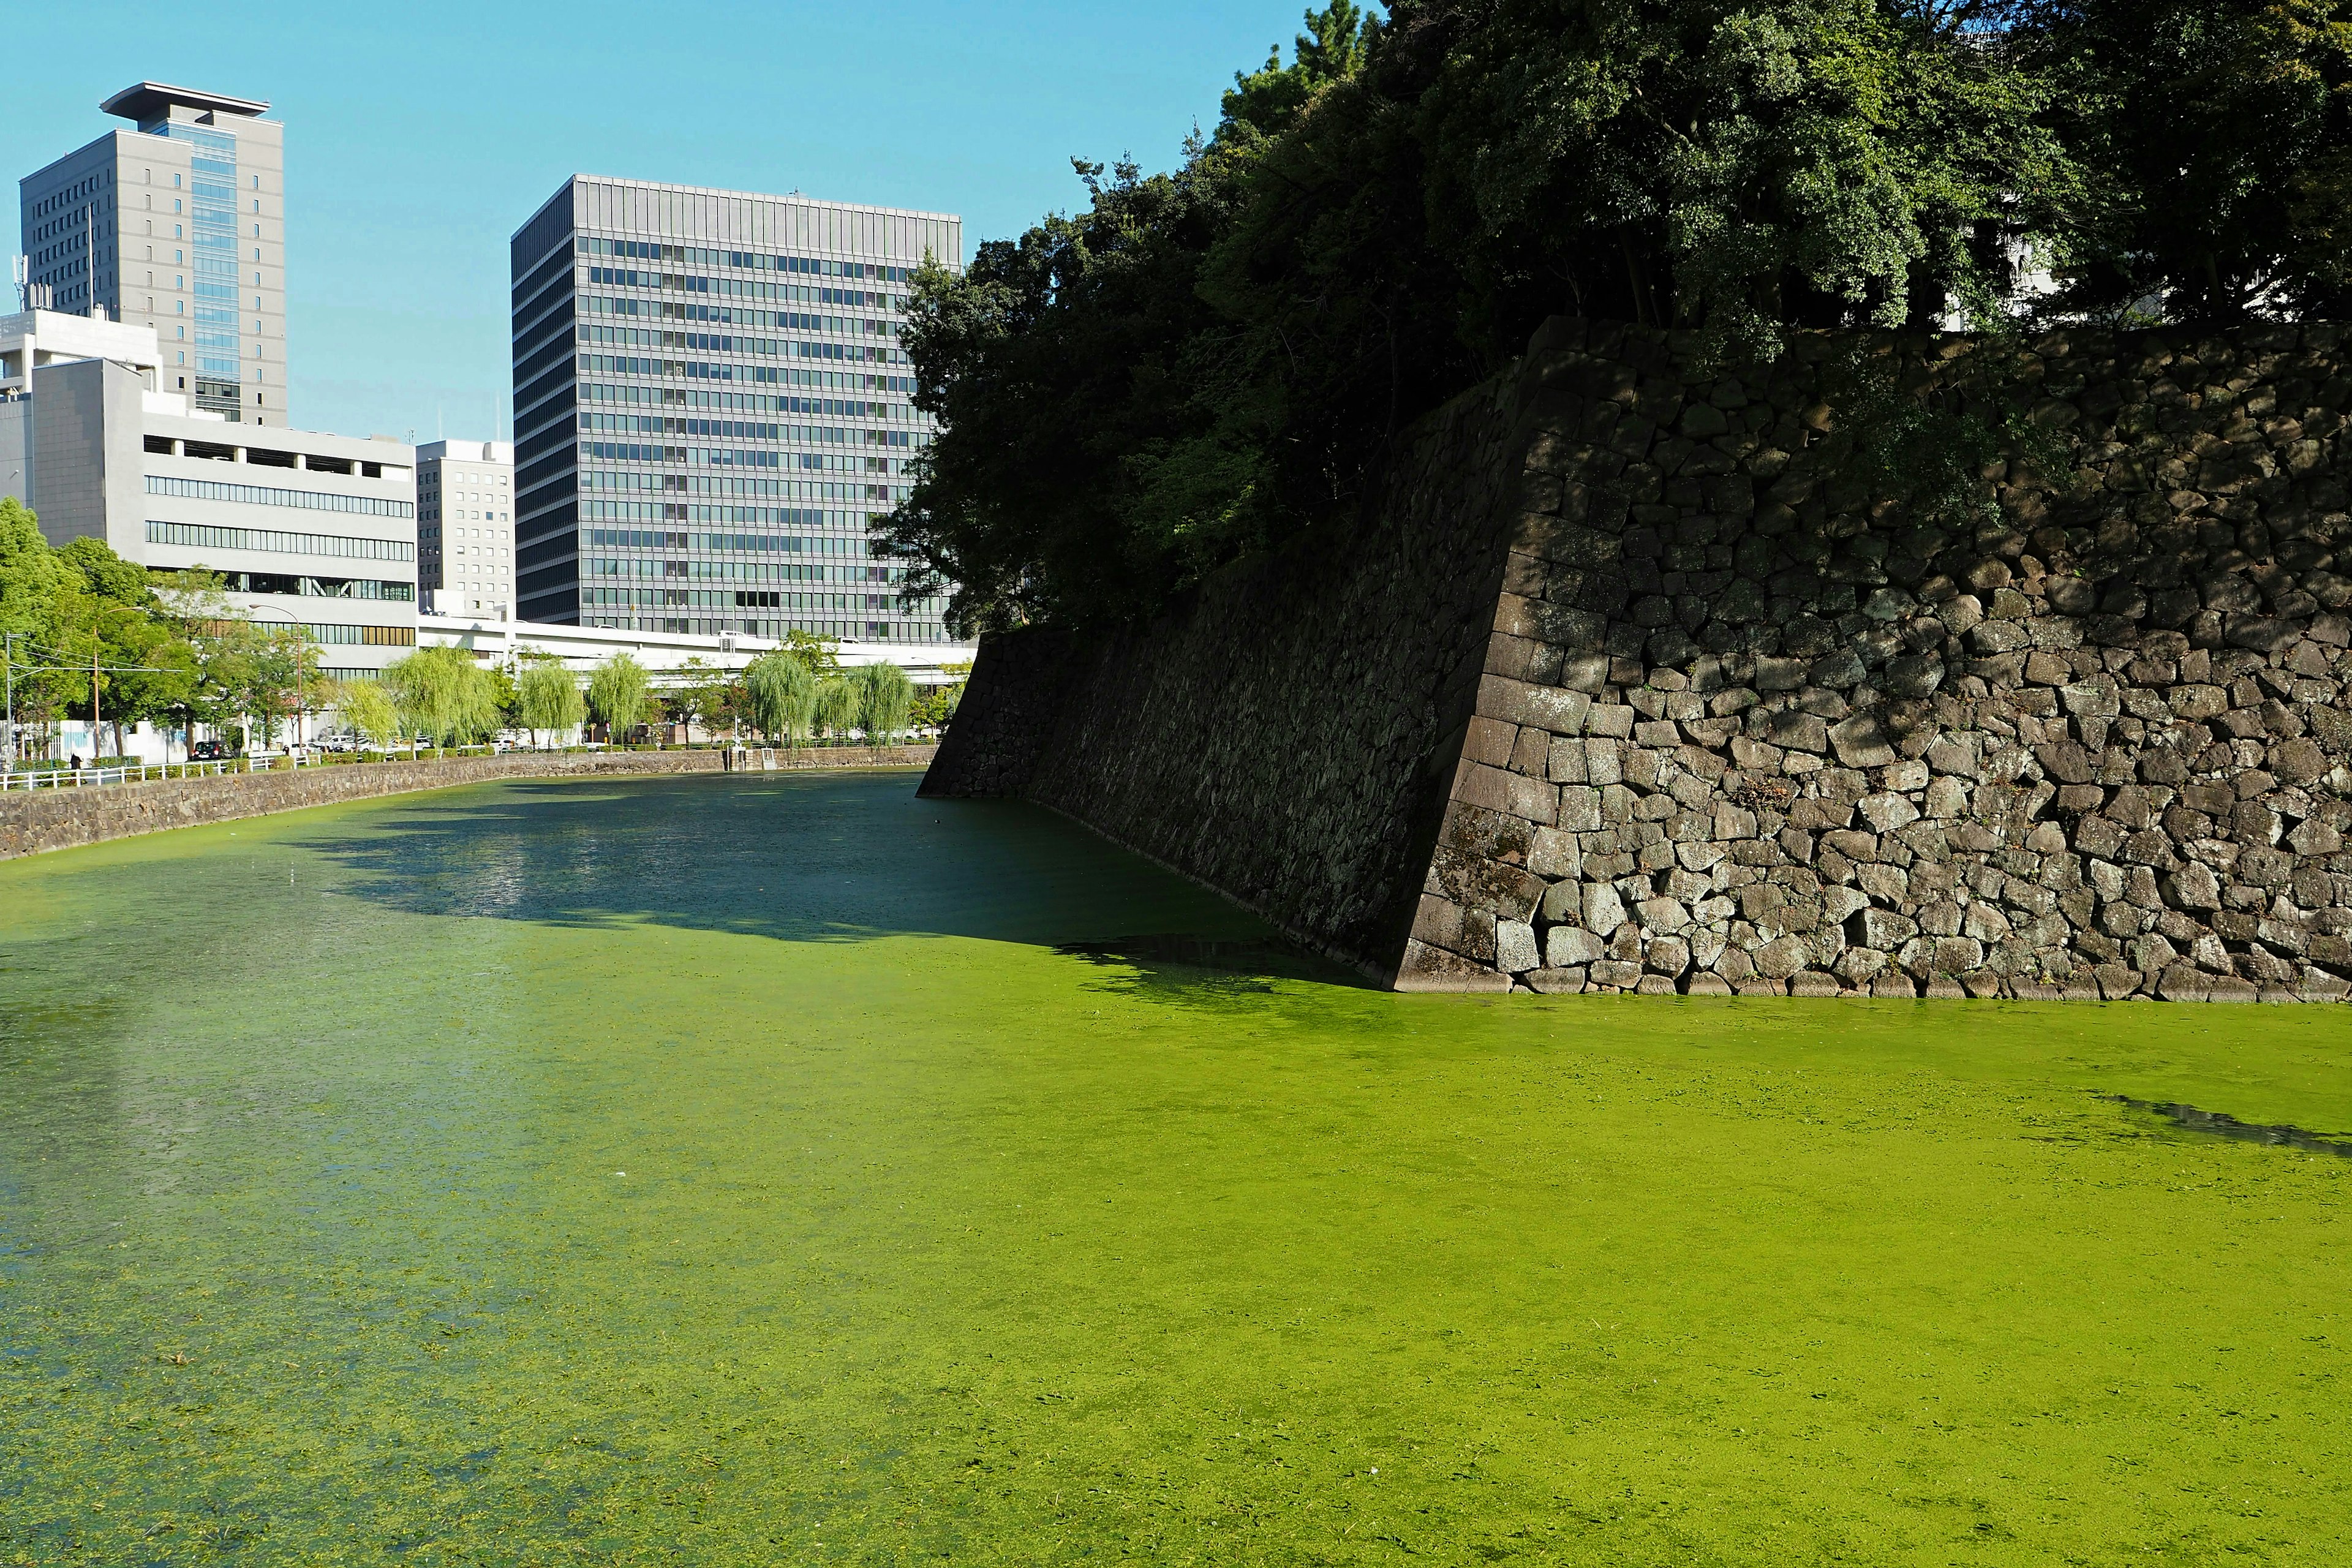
[18, 83, 288, 424]
[510, 174, 962, 643]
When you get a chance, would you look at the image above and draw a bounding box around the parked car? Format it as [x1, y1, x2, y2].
[190, 741, 228, 761]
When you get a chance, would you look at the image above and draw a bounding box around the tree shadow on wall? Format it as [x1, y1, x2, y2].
[291, 772, 1368, 995]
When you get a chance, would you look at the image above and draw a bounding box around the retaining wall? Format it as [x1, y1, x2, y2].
[925, 314, 2352, 1000]
[0, 747, 935, 862]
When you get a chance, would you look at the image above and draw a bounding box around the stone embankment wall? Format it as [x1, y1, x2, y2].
[924, 374, 1534, 976]
[0, 746, 935, 862]
[929, 315, 2352, 1000]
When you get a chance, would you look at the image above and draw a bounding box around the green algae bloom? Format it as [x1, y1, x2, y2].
[2, 772, 2348, 1564]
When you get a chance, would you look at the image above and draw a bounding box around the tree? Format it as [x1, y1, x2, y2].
[585, 652, 650, 744]
[851, 661, 914, 745]
[812, 675, 861, 743]
[668, 655, 731, 739]
[152, 570, 260, 758]
[336, 677, 402, 751]
[878, 0, 2078, 633]
[516, 662, 584, 747]
[742, 650, 817, 743]
[776, 628, 841, 678]
[2010, 0, 2352, 322]
[244, 625, 323, 750]
[382, 644, 499, 748]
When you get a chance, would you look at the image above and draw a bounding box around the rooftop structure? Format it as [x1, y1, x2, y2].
[18, 82, 288, 423]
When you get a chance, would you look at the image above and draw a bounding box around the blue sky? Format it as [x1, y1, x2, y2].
[5, 0, 1310, 443]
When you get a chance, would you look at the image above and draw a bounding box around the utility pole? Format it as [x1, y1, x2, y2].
[91, 598, 102, 762]
[3, 630, 15, 771]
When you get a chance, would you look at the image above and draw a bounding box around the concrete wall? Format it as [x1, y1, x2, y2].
[0, 745, 935, 862]
[927, 316, 2352, 1001]
[29, 356, 141, 545]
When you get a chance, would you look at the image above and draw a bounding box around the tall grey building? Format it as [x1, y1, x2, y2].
[18, 83, 288, 425]
[510, 175, 963, 643]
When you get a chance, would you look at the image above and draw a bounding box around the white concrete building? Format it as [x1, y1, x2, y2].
[0, 310, 418, 682]
[415, 439, 514, 618]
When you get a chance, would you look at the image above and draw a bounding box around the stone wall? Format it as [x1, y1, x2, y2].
[924, 372, 1536, 976]
[930, 314, 2352, 1000]
[0, 746, 935, 862]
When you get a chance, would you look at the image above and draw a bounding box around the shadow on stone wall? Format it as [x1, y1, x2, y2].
[928, 315, 2352, 1001]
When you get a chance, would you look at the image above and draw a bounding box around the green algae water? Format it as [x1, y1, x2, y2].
[2, 772, 2348, 1566]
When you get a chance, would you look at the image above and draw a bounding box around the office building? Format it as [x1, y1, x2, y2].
[0, 311, 417, 680]
[18, 82, 287, 424]
[416, 439, 514, 617]
[510, 174, 967, 647]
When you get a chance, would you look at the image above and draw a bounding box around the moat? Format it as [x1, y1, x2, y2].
[2, 773, 2348, 1564]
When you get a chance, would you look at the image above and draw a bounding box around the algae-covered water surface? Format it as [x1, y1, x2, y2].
[2, 772, 2348, 1564]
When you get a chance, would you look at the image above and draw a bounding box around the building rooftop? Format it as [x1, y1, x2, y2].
[101, 82, 271, 123]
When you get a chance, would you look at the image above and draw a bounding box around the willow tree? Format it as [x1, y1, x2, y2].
[516, 662, 585, 748]
[336, 677, 402, 752]
[742, 650, 816, 744]
[812, 675, 861, 744]
[852, 661, 914, 745]
[585, 653, 650, 744]
[382, 645, 499, 750]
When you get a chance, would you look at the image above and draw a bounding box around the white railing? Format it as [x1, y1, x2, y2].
[0, 760, 235, 790]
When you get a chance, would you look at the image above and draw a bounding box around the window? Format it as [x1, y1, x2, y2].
[174, 198, 182, 213]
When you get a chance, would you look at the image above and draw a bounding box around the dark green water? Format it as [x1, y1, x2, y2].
[2, 772, 2348, 1564]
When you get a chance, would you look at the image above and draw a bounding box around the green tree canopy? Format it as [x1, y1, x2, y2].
[851, 662, 914, 744]
[585, 653, 651, 741]
[881, 0, 2352, 636]
[812, 674, 861, 741]
[383, 645, 500, 747]
[336, 677, 403, 749]
[516, 662, 585, 745]
[742, 650, 818, 743]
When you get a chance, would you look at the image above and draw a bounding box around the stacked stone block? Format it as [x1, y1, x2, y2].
[1402, 318, 2352, 999]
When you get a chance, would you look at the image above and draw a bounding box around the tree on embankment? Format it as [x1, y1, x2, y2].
[743, 651, 818, 744]
[877, 0, 2352, 636]
[585, 653, 651, 745]
[383, 646, 501, 750]
[516, 662, 586, 748]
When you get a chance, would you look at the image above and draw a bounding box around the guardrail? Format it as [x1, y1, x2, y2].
[0, 761, 237, 790]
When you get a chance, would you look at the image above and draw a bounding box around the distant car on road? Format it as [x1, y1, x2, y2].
[190, 741, 228, 761]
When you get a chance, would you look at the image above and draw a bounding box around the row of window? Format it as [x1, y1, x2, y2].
[578, 235, 918, 284]
[579, 478, 899, 516]
[582, 265, 903, 310]
[575, 399, 910, 437]
[146, 519, 417, 562]
[576, 337, 905, 381]
[584, 559, 894, 585]
[584, 527, 877, 554]
[146, 475, 414, 518]
[579, 587, 933, 612]
[581, 617, 956, 643]
[209, 621, 417, 647]
[211, 571, 415, 601]
[579, 423, 907, 462]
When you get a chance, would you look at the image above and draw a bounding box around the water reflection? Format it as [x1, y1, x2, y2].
[297, 773, 1300, 954]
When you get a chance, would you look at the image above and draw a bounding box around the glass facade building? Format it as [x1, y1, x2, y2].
[511, 175, 962, 640]
[17, 83, 287, 424]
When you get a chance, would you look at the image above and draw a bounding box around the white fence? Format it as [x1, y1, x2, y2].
[0, 761, 236, 790]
